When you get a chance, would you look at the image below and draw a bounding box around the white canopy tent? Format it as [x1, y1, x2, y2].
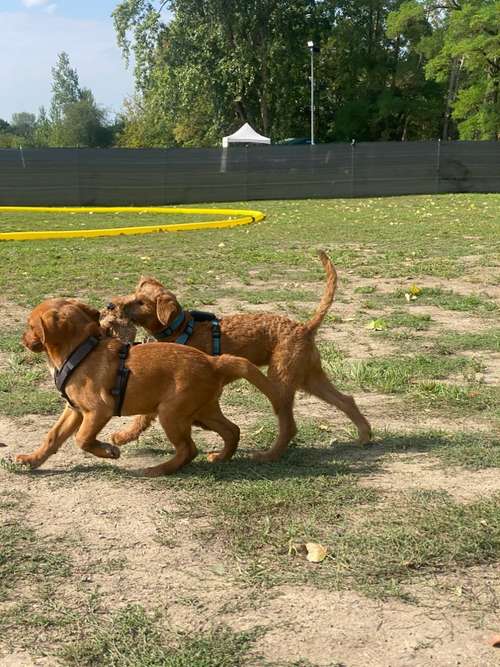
[222, 122, 271, 147]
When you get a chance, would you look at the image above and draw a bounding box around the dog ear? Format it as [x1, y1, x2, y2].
[78, 303, 100, 323]
[156, 295, 177, 325]
[67, 299, 100, 323]
[37, 309, 59, 343]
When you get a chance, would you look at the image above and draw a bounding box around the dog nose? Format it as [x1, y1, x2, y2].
[106, 303, 116, 310]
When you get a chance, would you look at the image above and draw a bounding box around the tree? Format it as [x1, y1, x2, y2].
[11, 112, 37, 142]
[46, 52, 117, 147]
[388, 0, 500, 140]
[113, 0, 315, 144]
[50, 51, 82, 123]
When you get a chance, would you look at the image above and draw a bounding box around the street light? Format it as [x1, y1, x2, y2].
[307, 40, 319, 145]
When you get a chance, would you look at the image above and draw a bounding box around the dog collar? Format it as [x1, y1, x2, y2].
[154, 310, 186, 340]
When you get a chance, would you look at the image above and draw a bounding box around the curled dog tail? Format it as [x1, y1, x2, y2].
[215, 355, 280, 414]
[305, 251, 338, 334]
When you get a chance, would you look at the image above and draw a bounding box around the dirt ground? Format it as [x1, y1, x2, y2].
[0, 265, 499, 666]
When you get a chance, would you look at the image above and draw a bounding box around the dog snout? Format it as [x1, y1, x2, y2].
[22, 331, 43, 352]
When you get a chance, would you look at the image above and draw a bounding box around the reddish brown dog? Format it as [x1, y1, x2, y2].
[17, 298, 281, 475]
[105, 252, 372, 460]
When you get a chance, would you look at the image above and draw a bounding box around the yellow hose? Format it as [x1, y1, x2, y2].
[0, 206, 265, 241]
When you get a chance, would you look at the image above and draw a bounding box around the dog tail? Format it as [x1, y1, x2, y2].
[215, 355, 280, 414]
[304, 251, 338, 334]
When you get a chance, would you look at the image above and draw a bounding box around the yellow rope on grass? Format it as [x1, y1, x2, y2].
[0, 206, 265, 241]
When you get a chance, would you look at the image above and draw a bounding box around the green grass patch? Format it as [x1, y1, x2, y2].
[0, 349, 62, 415]
[434, 329, 500, 353]
[321, 346, 481, 394]
[378, 430, 500, 469]
[61, 604, 255, 667]
[0, 523, 71, 600]
[331, 491, 500, 596]
[391, 287, 497, 313]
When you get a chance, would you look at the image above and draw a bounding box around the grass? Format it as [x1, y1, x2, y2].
[330, 491, 500, 596]
[61, 605, 255, 667]
[433, 329, 500, 353]
[387, 287, 498, 313]
[378, 430, 500, 469]
[0, 347, 62, 415]
[0, 194, 498, 305]
[149, 418, 500, 596]
[0, 522, 71, 600]
[1, 194, 499, 659]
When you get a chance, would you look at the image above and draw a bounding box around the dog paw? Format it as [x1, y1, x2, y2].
[358, 432, 374, 447]
[102, 443, 121, 459]
[15, 454, 37, 468]
[252, 450, 281, 463]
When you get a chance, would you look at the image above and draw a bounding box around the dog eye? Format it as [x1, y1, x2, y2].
[136, 300, 144, 306]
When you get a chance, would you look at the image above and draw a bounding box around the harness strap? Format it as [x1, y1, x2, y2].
[155, 310, 186, 340]
[110, 343, 131, 416]
[175, 317, 194, 345]
[154, 308, 222, 355]
[54, 336, 100, 407]
[211, 319, 221, 356]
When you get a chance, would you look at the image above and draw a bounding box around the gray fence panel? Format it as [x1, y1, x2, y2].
[0, 142, 498, 205]
[439, 141, 500, 193]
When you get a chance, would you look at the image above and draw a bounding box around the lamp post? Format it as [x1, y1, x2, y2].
[307, 40, 318, 145]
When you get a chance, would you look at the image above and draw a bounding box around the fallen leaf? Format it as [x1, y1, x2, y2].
[489, 634, 500, 648]
[305, 542, 328, 563]
[368, 318, 388, 331]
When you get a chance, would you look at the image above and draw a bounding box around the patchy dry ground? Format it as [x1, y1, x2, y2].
[0, 195, 499, 666]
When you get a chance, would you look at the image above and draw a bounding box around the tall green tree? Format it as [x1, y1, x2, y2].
[50, 51, 82, 123]
[388, 0, 500, 139]
[113, 0, 315, 145]
[47, 52, 117, 147]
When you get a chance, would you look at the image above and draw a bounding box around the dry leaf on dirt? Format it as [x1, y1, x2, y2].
[305, 542, 328, 563]
[489, 634, 500, 648]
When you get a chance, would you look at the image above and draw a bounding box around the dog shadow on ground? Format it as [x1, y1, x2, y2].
[9, 431, 468, 483]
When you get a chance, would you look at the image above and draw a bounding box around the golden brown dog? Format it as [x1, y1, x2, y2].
[105, 252, 372, 461]
[17, 298, 281, 476]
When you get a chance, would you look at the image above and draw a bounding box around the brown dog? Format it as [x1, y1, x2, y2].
[105, 252, 372, 460]
[17, 298, 281, 476]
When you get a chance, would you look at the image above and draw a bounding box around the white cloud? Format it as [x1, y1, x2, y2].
[0, 11, 134, 120]
[21, 0, 50, 7]
[44, 3, 57, 14]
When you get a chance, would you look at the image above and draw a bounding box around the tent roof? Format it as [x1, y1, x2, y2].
[222, 122, 270, 147]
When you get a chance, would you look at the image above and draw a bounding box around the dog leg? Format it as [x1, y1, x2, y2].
[252, 393, 297, 462]
[195, 401, 240, 463]
[74, 412, 121, 460]
[144, 415, 197, 477]
[110, 413, 156, 446]
[304, 369, 372, 445]
[16, 405, 83, 469]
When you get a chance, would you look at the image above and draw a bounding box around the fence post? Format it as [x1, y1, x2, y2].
[351, 139, 356, 198]
[435, 138, 441, 194]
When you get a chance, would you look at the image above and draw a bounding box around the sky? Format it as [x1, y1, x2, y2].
[0, 0, 152, 121]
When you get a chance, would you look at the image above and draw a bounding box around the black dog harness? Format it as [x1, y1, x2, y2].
[154, 309, 221, 355]
[54, 336, 131, 416]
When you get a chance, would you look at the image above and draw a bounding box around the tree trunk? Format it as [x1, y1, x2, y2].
[442, 57, 463, 140]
